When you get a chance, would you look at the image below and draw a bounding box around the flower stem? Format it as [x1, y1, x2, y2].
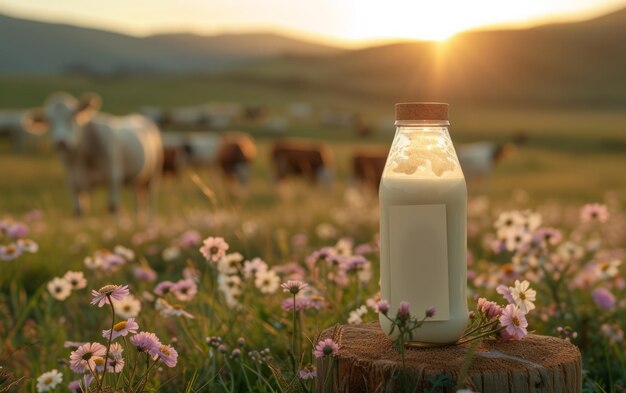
[292, 293, 298, 372]
[98, 294, 115, 392]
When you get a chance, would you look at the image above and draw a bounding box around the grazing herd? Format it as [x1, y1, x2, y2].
[2, 92, 522, 214]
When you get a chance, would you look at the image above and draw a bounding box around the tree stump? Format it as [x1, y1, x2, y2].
[316, 322, 581, 393]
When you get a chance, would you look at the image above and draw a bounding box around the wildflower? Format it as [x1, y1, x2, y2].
[376, 300, 390, 315]
[68, 375, 93, 393]
[178, 229, 201, 248]
[281, 280, 308, 295]
[595, 259, 621, 280]
[496, 285, 515, 304]
[84, 255, 102, 270]
[218, 274, 242, 297]
[557, 241, 584, 261]
[592, 287, 616, 309]
[102, 318, 139, 340]
[133, 265, 157, 282]
[150, 344, 178, 367]
[600, 324, 624, 344]
[218, 344, 227, 354]
[16, 238, 38, 253]
[207, 336, 222, 348]
[5, 222, 28, 239]
[242, 257, 268, 279]
[154, 280, 176, 296]
[199, 236, 229, 263]
[69, 342, 107, 373]
[0, 243, 21, 261]
[231, 348, 241, 358]
[503, 228, 532, 253]
[91, 284, 129, 307]
[106, 356, 125, 373]
[113, 294, 142, 319]
[218, 252, 244, 275]
[494, 211, 524, 232]
[580, 203, 609, 223]
[183, 266, 201, 282]
[36, 369, 63, 392]
[499, 305, 528, 341]
[314, 338, 340, 358]
[155, 298, 195, 319]
[533, 228, 562, 246]
[162, 246, 181, 261]
[108, 342, 124, 359]
[425, 305, 436, 318]
[348, 305, 368, 324]
[281, 297, 313, 312]
[397, 301, 411, 321]
[510, 280, 536, 313]
[113, 245, 135, 261]
[254, 269, 280, 294]
[299, 365, 317, 380]
[130, 332, 161, 353]
[63, 271, 87, 290]
[237, 337, 245, 346]
[47, 277, 72, 301]
[171, 278, 198, 301]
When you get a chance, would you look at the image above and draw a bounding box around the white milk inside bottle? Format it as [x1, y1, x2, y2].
[379, 102, 468, 344]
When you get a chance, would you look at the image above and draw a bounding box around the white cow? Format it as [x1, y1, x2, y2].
[23, 92, 163, 216]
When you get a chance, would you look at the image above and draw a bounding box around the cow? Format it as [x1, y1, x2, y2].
[218, 132, 257, 184]
[271, 139, 333, 186]
[352, 148, 389, 190]
[22, 92, 163, 216]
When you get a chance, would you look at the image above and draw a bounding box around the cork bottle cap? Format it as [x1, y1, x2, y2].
[395, 102, 449, 121]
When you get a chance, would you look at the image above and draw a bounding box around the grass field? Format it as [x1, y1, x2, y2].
[1, 75, 625, 392]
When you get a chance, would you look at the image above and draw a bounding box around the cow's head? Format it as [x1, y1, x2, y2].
[23, 92, 101, 150]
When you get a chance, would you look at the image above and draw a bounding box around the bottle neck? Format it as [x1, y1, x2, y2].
[394, 120, 450, 127]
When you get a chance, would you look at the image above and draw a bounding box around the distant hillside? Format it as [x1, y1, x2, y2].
[0, 14, 344, 74]
[227, 7, 626, 108]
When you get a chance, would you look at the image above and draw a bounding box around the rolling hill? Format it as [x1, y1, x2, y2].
[226, 7, 626, 109]
[0, 13, 344, 74]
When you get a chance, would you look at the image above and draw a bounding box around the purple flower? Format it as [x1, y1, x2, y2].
[130, 332, 161, 353]
[376, 300, 390, 315]
[496, 285, 515, 304]
[280, 280, 308, 295]
[178, 230, 201, 248]
[154, 280, 176, 296]
[281, 297, 313, 312]
[499, 304, 528, 341]
[299, 365, 317, 380]
[102, 318, 139, 340]
[150, 344, 178, 367]
[231, 348, 241, 358]
[171, 278, 198, 301]
[133, 266, 157, 282]
[314, 338, 339, 358]
[592, 288, 616, 309]
[397, 301, 411, 321]
[90, 285, 129, 307]
[425, 305, 436, 318]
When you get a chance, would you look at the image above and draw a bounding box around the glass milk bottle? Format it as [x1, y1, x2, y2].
[379, 102, 468, 344]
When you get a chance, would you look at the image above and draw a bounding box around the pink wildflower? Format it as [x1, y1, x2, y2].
[102, 318, 139, 340]
[496, 285, 515, 304]
[171, 278, 198, 301]
[592, 287, 616, 309]
[425, 305, 436, 318]
[376, 300, 390, 315]
[397, 301, 411, 321]
[281, 280, 309, 295]
[69, 342, 107, 373]
[499, 305, 528, 340]
[130, 332, 161, 353]
[199, 236, 229, 263]
[90, 284, 129, 307]
[150, 344, 178, 367]
[314, 338, 340, 358]
[154, 280, 176, 296]
[580, 203, 609, 223]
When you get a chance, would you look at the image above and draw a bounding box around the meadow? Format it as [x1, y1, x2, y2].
[1, 75, 625, 392]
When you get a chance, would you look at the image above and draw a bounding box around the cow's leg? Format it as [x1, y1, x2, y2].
[107, 163, 123, 214]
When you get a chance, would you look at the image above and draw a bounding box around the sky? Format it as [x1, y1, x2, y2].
[0, 0, 625, 46]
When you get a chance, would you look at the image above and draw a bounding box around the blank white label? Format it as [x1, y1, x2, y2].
[388, 204, 450, 321]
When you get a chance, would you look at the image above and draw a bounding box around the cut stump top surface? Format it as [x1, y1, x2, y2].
[317, 322, 582, 393]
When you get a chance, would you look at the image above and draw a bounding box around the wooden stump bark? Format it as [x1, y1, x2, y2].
[316, 322, 581, 393]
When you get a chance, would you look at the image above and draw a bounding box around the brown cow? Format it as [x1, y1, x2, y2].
[352, 148, 389, 190]
[271, 139, 334, 186]
[218, 132, 257, 184]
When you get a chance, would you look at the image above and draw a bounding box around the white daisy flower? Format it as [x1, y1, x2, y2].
[47, 277, 72, 301]
[112, 294, 141, 319]
[36, 369, 63, 392]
